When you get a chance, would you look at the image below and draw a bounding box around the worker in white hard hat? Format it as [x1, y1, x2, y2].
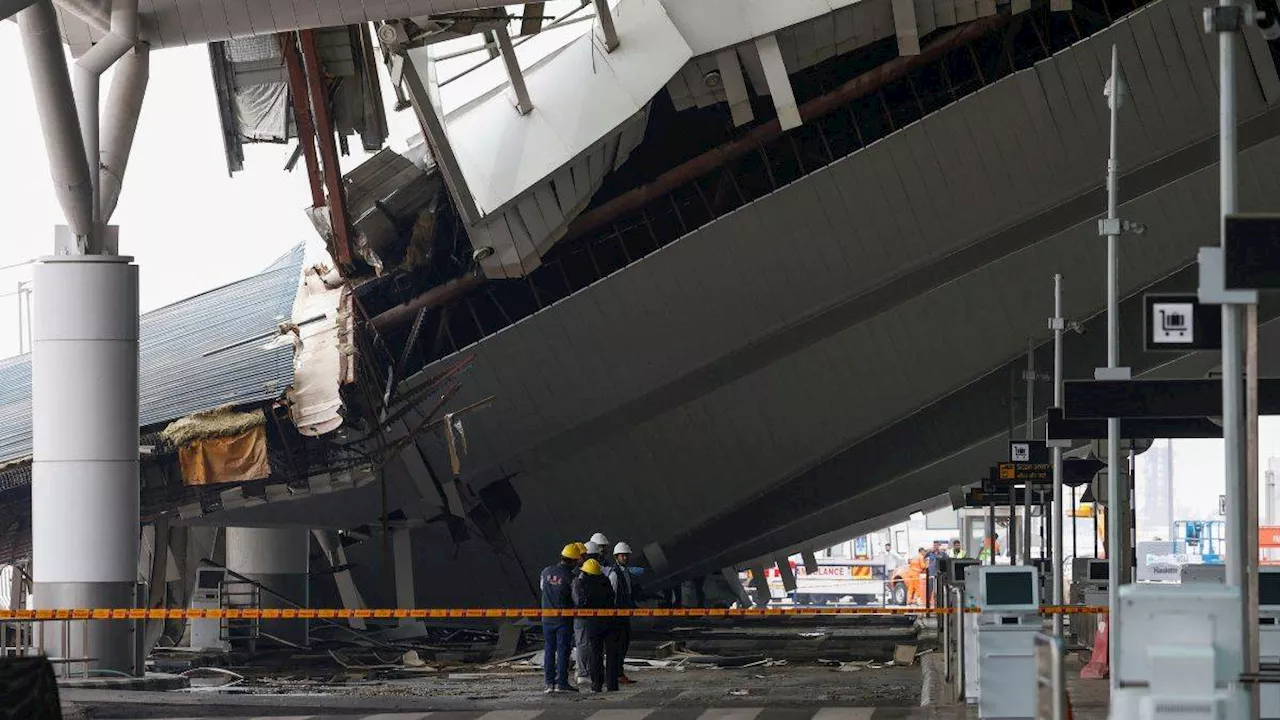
[590, 533, 614, 568]
[606, 541, 639, 685]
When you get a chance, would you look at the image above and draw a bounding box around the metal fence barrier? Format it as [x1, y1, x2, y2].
[1034, 632, 1066, 720]
[0, 618, 96, 679]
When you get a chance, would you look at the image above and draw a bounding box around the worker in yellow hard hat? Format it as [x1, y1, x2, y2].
[572, 558, 616, 692]
[539, 544, 582, 693]
[573, 540, 603, 685]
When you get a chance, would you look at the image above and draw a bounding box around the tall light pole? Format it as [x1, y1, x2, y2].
[1100, 44, 1127, 700]
[1098, 43, 1148, 698]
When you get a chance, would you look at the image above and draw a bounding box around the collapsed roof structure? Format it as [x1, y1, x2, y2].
[8, 0, 1280, 616]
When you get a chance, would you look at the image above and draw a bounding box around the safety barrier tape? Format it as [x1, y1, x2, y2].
[0, 606, 1111, 621]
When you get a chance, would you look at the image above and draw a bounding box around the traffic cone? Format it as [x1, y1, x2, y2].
[1080, 618, 1109, 679]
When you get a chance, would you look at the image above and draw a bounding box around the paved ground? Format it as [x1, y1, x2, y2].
[61, 663, 926, 719]
[90, 702, 998, 712]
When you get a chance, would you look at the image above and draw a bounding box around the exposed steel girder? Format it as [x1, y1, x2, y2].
[299, 28, 354, 269]
[280, 33, 325, 210]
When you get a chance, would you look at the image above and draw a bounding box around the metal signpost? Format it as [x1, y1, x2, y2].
[1050, 275, 1065, 638]
[1201, 4, 1261, 712]
[1099, 45, 1133, 700]
[1024, 340, 1036, 565]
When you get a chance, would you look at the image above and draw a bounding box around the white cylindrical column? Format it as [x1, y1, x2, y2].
[226, 527, 310, 646]
[31, 254, 139, 675]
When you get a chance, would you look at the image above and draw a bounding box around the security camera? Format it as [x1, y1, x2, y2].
[1259, 1, 1280, 40]
[472, 246, 495, 262]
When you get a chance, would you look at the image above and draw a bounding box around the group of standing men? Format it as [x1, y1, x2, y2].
[538, 532, 643, 694]
[920, 539, 967, 608]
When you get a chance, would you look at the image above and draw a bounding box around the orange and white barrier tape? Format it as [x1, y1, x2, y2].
[0, 605, 1111, 621]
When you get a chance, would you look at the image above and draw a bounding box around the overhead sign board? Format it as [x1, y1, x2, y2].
[1009, 440, 1048, 464]
[996, 462, 1051, 484]
[1225, 213, 1280, 290]
[1143, 293, 1222, 352]
[966, 485, 1041, 508]
[1063, 379, 1280, 420]
[1046, 406, 1225, 441]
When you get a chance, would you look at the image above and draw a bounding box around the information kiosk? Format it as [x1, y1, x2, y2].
[969, 565, 1041, 719]
[1113, 582, 1245, 719]
[1072, 559, 1108, 649]
[188, 566, 229, 651]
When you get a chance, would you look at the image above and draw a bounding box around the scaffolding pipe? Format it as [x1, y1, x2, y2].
[99, 44, 149, 222]
[17, 0, 93, 239]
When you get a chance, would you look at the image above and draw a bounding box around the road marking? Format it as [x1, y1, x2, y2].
[585, 711, 654, 720]
[363, 715, 432, 720]
[476, 711, 544, 720]
[812, 710, 875, 720]
[695, 709, 763, 720]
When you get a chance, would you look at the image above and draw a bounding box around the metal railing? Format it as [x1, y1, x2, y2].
[1034, 632, 1066, 720]
[0, 617, 97, 679]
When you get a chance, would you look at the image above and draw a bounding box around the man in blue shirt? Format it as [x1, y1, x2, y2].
[540, 544, 582, 693]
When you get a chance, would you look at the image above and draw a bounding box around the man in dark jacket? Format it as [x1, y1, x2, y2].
[607, 542, 639, 686]
[925, 541, 943, 610]
[540, 544, 582, 693]
[572, 559, 616, 692]
[574, 540, 603, 686]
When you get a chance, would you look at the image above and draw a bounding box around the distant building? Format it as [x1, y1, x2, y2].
[1139, 440, 1176, 541]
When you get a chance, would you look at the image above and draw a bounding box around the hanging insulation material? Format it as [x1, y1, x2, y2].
[162, 407, 270, 486]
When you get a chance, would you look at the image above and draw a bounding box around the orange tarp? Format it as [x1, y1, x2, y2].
[178, 425, 270, 486]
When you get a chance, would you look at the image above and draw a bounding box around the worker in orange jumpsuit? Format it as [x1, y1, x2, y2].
[906, 548, 929, 605]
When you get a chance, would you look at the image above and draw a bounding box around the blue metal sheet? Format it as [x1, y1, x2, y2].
[0, 245, 304, 471]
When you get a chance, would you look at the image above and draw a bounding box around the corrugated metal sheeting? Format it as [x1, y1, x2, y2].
[398, 0, 1280, 585]
[0, 246, 304, 471]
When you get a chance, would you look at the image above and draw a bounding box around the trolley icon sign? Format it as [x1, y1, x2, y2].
[1151, 302, 1194, 344]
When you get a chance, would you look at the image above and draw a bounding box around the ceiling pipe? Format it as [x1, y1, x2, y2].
[369, 274, 485, 333]
[71, 0, 139, 253]
[17, 0, 93, 239]
[564, 13, 1011, 241]
[99, 43, 148, 221]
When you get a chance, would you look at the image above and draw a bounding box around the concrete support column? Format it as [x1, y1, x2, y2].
[32, 254, 140, 675]
[226, 527, 310, 646]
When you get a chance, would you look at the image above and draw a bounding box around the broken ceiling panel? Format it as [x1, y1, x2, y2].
[210, 27, 389, 176]
[286, 265, 356, 437]
[341, 141, 445, 277]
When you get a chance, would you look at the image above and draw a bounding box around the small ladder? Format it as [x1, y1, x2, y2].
[218, 580, 261, 654]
